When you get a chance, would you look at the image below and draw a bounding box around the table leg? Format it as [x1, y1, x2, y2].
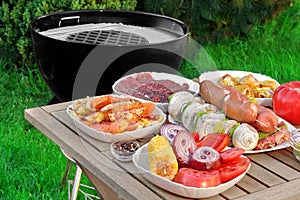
[70, 165, 82, 200]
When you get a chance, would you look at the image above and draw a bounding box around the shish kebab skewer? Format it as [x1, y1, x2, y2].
[167, 86, 289, 150]
[199, 80, 279, 133]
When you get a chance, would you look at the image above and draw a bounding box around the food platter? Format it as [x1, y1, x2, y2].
[132, 143, 250, 198]
[112, 72, 200, 112]
[199, 70, 280, 107]
[67, 96, 166, 143]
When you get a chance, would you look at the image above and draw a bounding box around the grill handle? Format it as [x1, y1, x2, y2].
[58, 16, 80, 27]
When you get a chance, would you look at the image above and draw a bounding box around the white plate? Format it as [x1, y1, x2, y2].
[132, 143, 250, 199]
[199, 70, 280, 107]
[112, 72, 200, 112]
[67, 96, 166, 143]
[244, 117, 295, 154]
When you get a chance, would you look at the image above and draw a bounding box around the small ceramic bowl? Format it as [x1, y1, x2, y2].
[110, 141, 140, 162]
[289, 129, 300, 162]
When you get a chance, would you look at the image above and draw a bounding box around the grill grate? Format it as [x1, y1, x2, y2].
[66, 30, 149, 45]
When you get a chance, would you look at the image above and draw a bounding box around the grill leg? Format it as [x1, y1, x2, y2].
[70, 164, 82, 200]
[61, 159, 73, 187]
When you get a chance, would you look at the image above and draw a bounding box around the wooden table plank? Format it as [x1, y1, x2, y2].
[233, 178, 300, 200]
[41, 101, 71, 112]
[246, 162, 285, 186]
[248, 153, 300, 181]
[236, 175, 266, 193]
[267, 149, 300, 171]
[220, 186, 247, 199]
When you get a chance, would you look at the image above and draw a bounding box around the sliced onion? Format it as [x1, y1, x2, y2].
[160, 123, 188, 144]
[172, 130, 197, 167]
[189, 146, 221, 171]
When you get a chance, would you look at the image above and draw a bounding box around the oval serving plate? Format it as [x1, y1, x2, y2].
[112, 72, 200, 112]
[67, 95, 167, 143]
[199, 70, 280, 107]
[132, 143, 250, 199]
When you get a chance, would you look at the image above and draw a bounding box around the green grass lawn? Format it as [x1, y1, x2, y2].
[0, 2, 299, 200]
[180, 2, 300, 83]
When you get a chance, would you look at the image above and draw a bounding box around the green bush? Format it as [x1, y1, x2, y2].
[138, 0, 294, 44]
[0, 0, 137, 68]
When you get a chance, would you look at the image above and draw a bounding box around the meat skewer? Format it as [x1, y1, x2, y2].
[200, 80, 278, 132]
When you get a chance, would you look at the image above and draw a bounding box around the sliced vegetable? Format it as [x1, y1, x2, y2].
[220, 148, 245, 163]
[148, 135, 178, 180]
[172, 131, 197, 167]
[168, 91, 195, 122]
[189, 146, 221, 171]
[197, 133, 229, 152]
[194, 113, 226, 139]
[160, 123, 188, 144]
[218, 157, 250, 183]
[190, 132, 200, 143]
[173, 168, 222, 188]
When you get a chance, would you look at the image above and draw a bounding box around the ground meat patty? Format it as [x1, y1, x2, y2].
[156, 80, 189, 92]
[135, 72, 154, 83]
[114, 76, 141, 94]
[132, 82, 173, 103]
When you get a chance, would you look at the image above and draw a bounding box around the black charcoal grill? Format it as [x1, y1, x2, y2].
[30, 10, 189, 102]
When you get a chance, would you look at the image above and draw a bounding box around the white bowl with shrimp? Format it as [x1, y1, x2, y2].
[67, 95, 167, 143]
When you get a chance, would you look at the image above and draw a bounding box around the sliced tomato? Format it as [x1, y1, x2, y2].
[190, 132, 200, 142]
[197, 133, 229, 152]
[220, 148, 245, 163]
[218, 157, 250, 183]
[173, 168, 221, 188]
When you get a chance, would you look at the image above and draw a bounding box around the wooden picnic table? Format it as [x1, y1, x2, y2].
[24, 101, 300, 200]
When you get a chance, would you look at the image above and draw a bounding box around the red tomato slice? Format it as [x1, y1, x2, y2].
[197, 133, 229, 152]
[173, 168, 221, 188]
[190, 132, 200, 142]
[220, 148, 245, 163]
[218, 157, 250, 183]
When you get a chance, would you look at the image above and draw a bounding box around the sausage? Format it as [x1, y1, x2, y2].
[200, 80, 258, 123]
[223, 92, 258, 123]
[199, 80, 228, 109]
[251, 105, 278, 133]
[223, 86, 249, 102]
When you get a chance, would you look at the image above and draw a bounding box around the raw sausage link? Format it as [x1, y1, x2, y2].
[223, 92, 258, 123]
[199, 80, 227, 109]
[200, 80, 258, 123]
[251, 105, 278, 133]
